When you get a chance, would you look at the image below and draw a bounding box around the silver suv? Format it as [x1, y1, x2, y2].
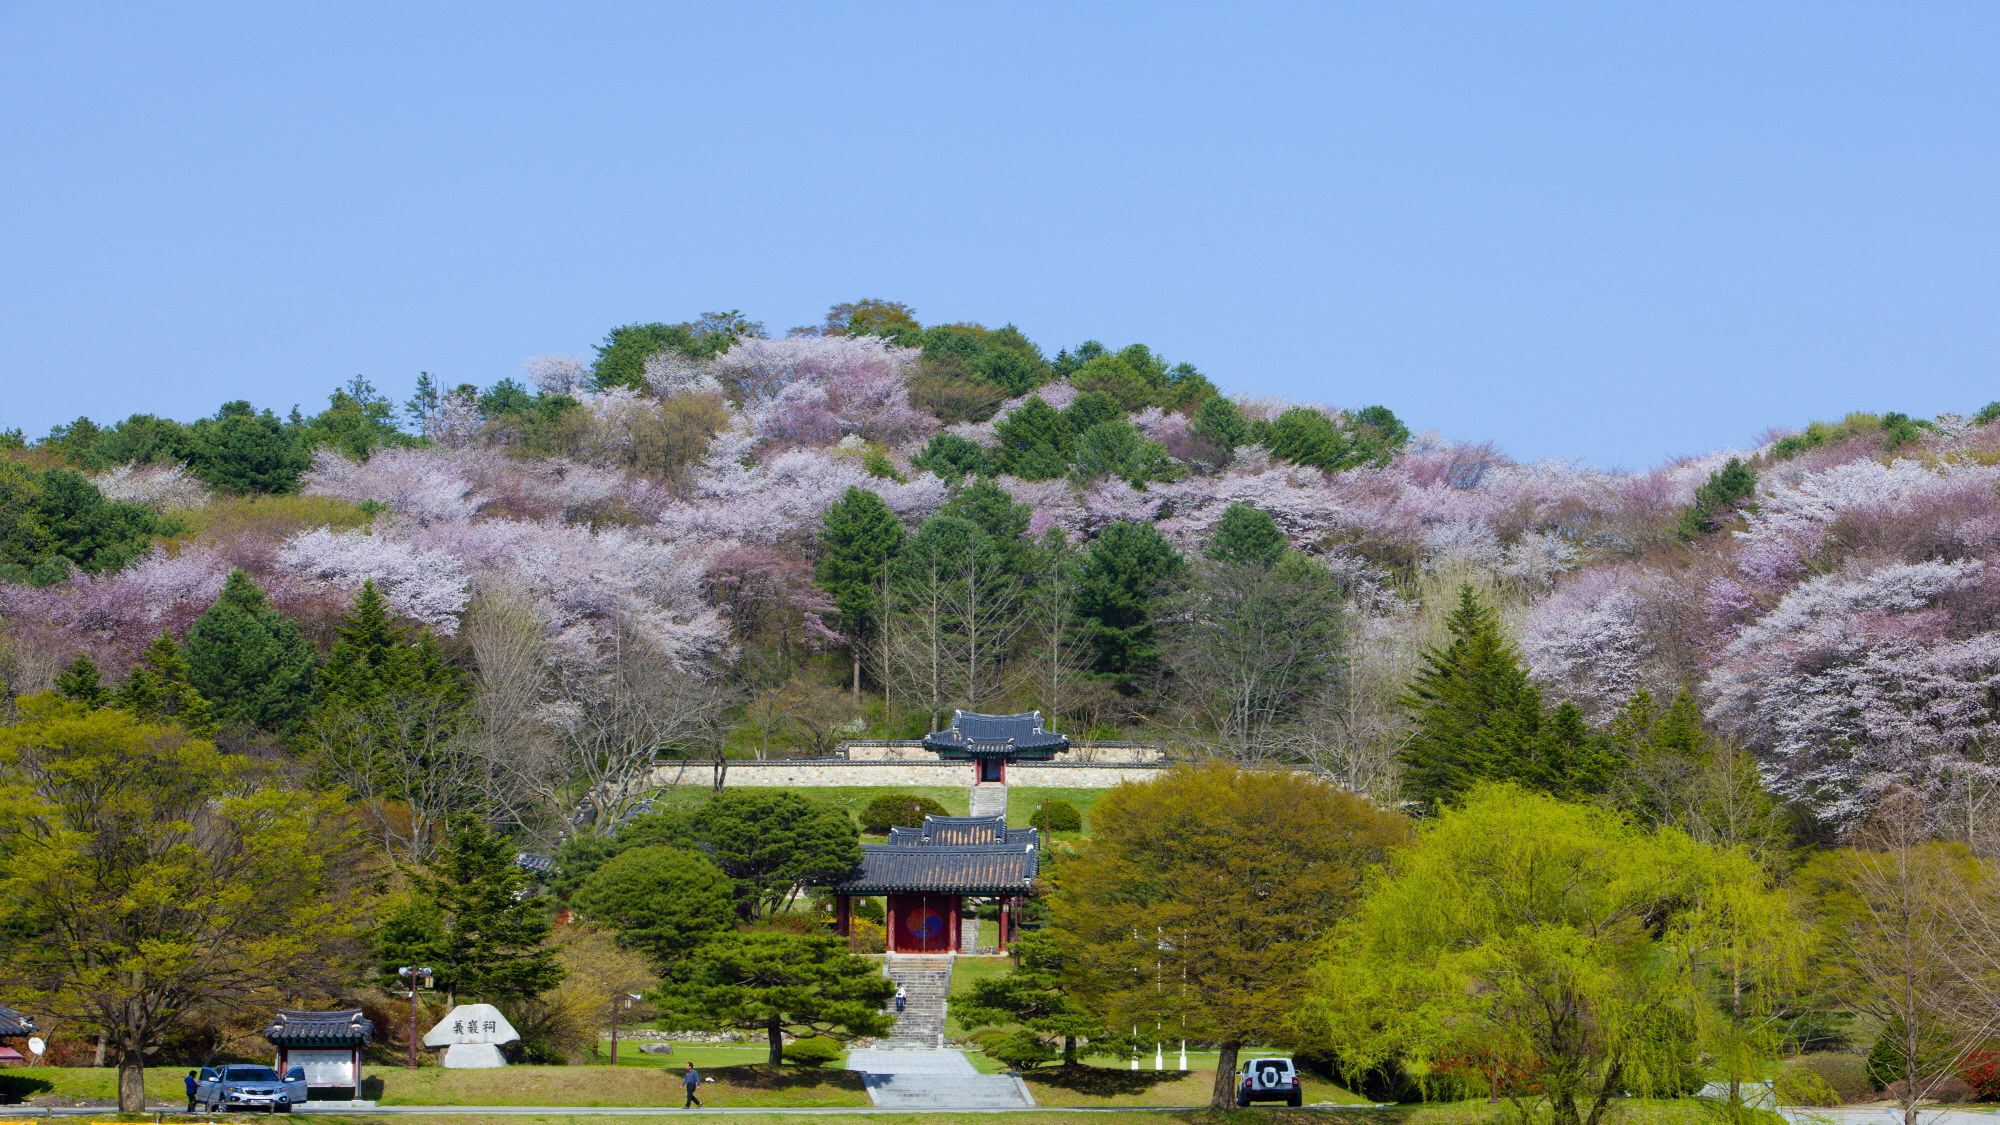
[196, 1064, 308, 1113]
[1237, 1056, 1303, 1107]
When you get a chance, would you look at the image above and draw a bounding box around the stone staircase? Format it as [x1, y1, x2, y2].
[968, 781, 1007, 817]
[847, 1048, 1036, 1108]
[879, 954, 953, 1048]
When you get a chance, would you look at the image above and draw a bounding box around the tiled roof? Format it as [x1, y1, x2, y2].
[887, 818, 1038, 847]
[923, 710, 1068, 758]
[0, 1007, 37, 1037]
[832, 843, 1039, 894]
[263, 1009, 374, 1045]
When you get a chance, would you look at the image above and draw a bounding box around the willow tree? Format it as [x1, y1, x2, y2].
[1309, 784, 1801, 1125]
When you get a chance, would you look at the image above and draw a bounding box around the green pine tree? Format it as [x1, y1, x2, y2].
[185, 570, 319, 735]
[114, 633, 216, 736]
[937, 478, 1034, 575]
[1676, 457, 1759, 538]
[410, 819, 566, 1006]
[53, 653, 110, 708]
[991, 396, 1073, 480]
[814, 487, 906, 693]
[1191, 395, 1249, 451]
[320, 580, 462, 706]
[1205, 503, 1287, 567]
[1397, 586, 1613, 812]
[1074, 521, 1184, 692]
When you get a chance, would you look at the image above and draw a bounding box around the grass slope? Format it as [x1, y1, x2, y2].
[1019, 1066, 1364, 1107]
[71, 1100, 1759, 1125]
[365, 1062, 868, 1107]
[1007, 786, 1114, 834]
[643, 784, 971, 829]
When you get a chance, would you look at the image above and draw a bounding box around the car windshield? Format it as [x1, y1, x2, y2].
[223, 1067, 279, 1082]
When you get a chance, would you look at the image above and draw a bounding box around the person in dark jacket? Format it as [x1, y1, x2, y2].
[682, 1061, 703, 1107]
[184, 1071, 199, 1112]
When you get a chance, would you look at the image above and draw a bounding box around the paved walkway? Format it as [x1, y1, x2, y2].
[846, 1048, 1034, 1109]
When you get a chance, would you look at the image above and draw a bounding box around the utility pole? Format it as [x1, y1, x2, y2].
[398, 967, 432, 1070]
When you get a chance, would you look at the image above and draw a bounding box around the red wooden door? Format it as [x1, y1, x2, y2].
[887, 894, 957, 952]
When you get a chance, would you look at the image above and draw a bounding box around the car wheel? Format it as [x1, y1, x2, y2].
[1237, 1093, 1251, 1107]
[1289, 1093, 1303, 1107]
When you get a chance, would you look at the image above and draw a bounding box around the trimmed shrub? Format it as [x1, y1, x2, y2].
[784, 1036, 843, 1067]
[986, 1030, 1059, 1071]
[1028, 801, 1082, 833]
[1775, 1066, 1842, 1107]
[860, 794, 948, 834]
[1796, 1053, 1872, 1104]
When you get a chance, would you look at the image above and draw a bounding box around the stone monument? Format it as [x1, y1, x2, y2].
[421, 1003, 519, 1068]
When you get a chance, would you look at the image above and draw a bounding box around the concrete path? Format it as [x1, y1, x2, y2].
[968, 782, 1007, 818]
[846, 1047, 1034, 1109]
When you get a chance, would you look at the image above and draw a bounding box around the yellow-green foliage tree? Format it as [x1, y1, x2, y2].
[0, 696, 364, 1112]
[1053, 761, 1409, 1108]
[1310, 784, 1801, 1125]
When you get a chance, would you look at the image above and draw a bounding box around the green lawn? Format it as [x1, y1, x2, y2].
[0, 1065, 192, 1103]
[587, 1042, 831, 1069]
[1008, 786, 1113, 835]
[948, 954, 1020, 1034]
[362, 1061, 868, 1107]
[1019, 1065, 1365, 1108]
[647, 784, 972, 830]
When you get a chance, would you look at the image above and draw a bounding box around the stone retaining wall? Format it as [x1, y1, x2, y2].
[841, 740, 1163, 763]
[637, 759, 1185, 790]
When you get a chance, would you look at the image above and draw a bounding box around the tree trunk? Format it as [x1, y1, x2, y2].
[852, 650, 861, 699]
[1210, 1040, 1242, 1109]
[768, 1017, 784, 1067]
[1063, 1035, 1077, 1066]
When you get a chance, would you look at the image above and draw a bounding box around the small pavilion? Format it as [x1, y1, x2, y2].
[831, 813, 1039, 953]
[923, 711, 1069, 784]
[263, 1009, 374, 1101]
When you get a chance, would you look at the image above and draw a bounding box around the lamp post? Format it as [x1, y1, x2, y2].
[608, 993, 639, 1065]
[397, 967, 433, 1070]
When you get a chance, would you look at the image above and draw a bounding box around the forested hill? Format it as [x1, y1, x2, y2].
[4, 298, 1998, 839]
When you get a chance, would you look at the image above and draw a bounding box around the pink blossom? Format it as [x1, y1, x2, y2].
[279, 527, 472, 632]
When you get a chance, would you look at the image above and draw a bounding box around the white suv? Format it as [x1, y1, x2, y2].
[1238, 1056, 1303, 1107]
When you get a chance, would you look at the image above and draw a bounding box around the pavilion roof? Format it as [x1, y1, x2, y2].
[886, 814, 1038, 847]
[922, 711, 1068, 759]
[831, 842, 1039, 895]
[264, 1009, 374, 1047]
[0, 1007, 36, 1037]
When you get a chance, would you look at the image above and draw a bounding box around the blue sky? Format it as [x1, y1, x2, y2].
[2, 2, 1995, 468]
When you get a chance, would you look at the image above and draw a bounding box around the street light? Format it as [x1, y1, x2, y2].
[397, 967, 433, 1070]
[608, 993, 642, 1066]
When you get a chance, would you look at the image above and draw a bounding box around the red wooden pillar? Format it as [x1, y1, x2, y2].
[948, 896, 961, 953]
[835, 895, 851, 940]
[997, 896, 1011, 954]
[885, 896, 898, 953]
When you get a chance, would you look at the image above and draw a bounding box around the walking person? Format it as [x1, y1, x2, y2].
[184, 1070, 199, 1113]
[682, 1061, 702, 1108]
[894, 985, 906, 1013]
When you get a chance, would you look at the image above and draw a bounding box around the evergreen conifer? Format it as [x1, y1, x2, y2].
[320, 581, 461, 706]
[53, 653, 109, 708]
[1074, 521, 1184, 691]
[1397, 586, 1619, 812]
[991, 396, 1072, 479]
[114, 633, 216, 735]
[1205, 503, 1287, 567]
[814, 487, 906, 692]
[185, 569, 319, 734]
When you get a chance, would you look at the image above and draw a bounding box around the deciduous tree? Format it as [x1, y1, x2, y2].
[0, 696, 363, 1112]
[1055, 762, 1408, 1108]
[1311, 784, 1801, 1125]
